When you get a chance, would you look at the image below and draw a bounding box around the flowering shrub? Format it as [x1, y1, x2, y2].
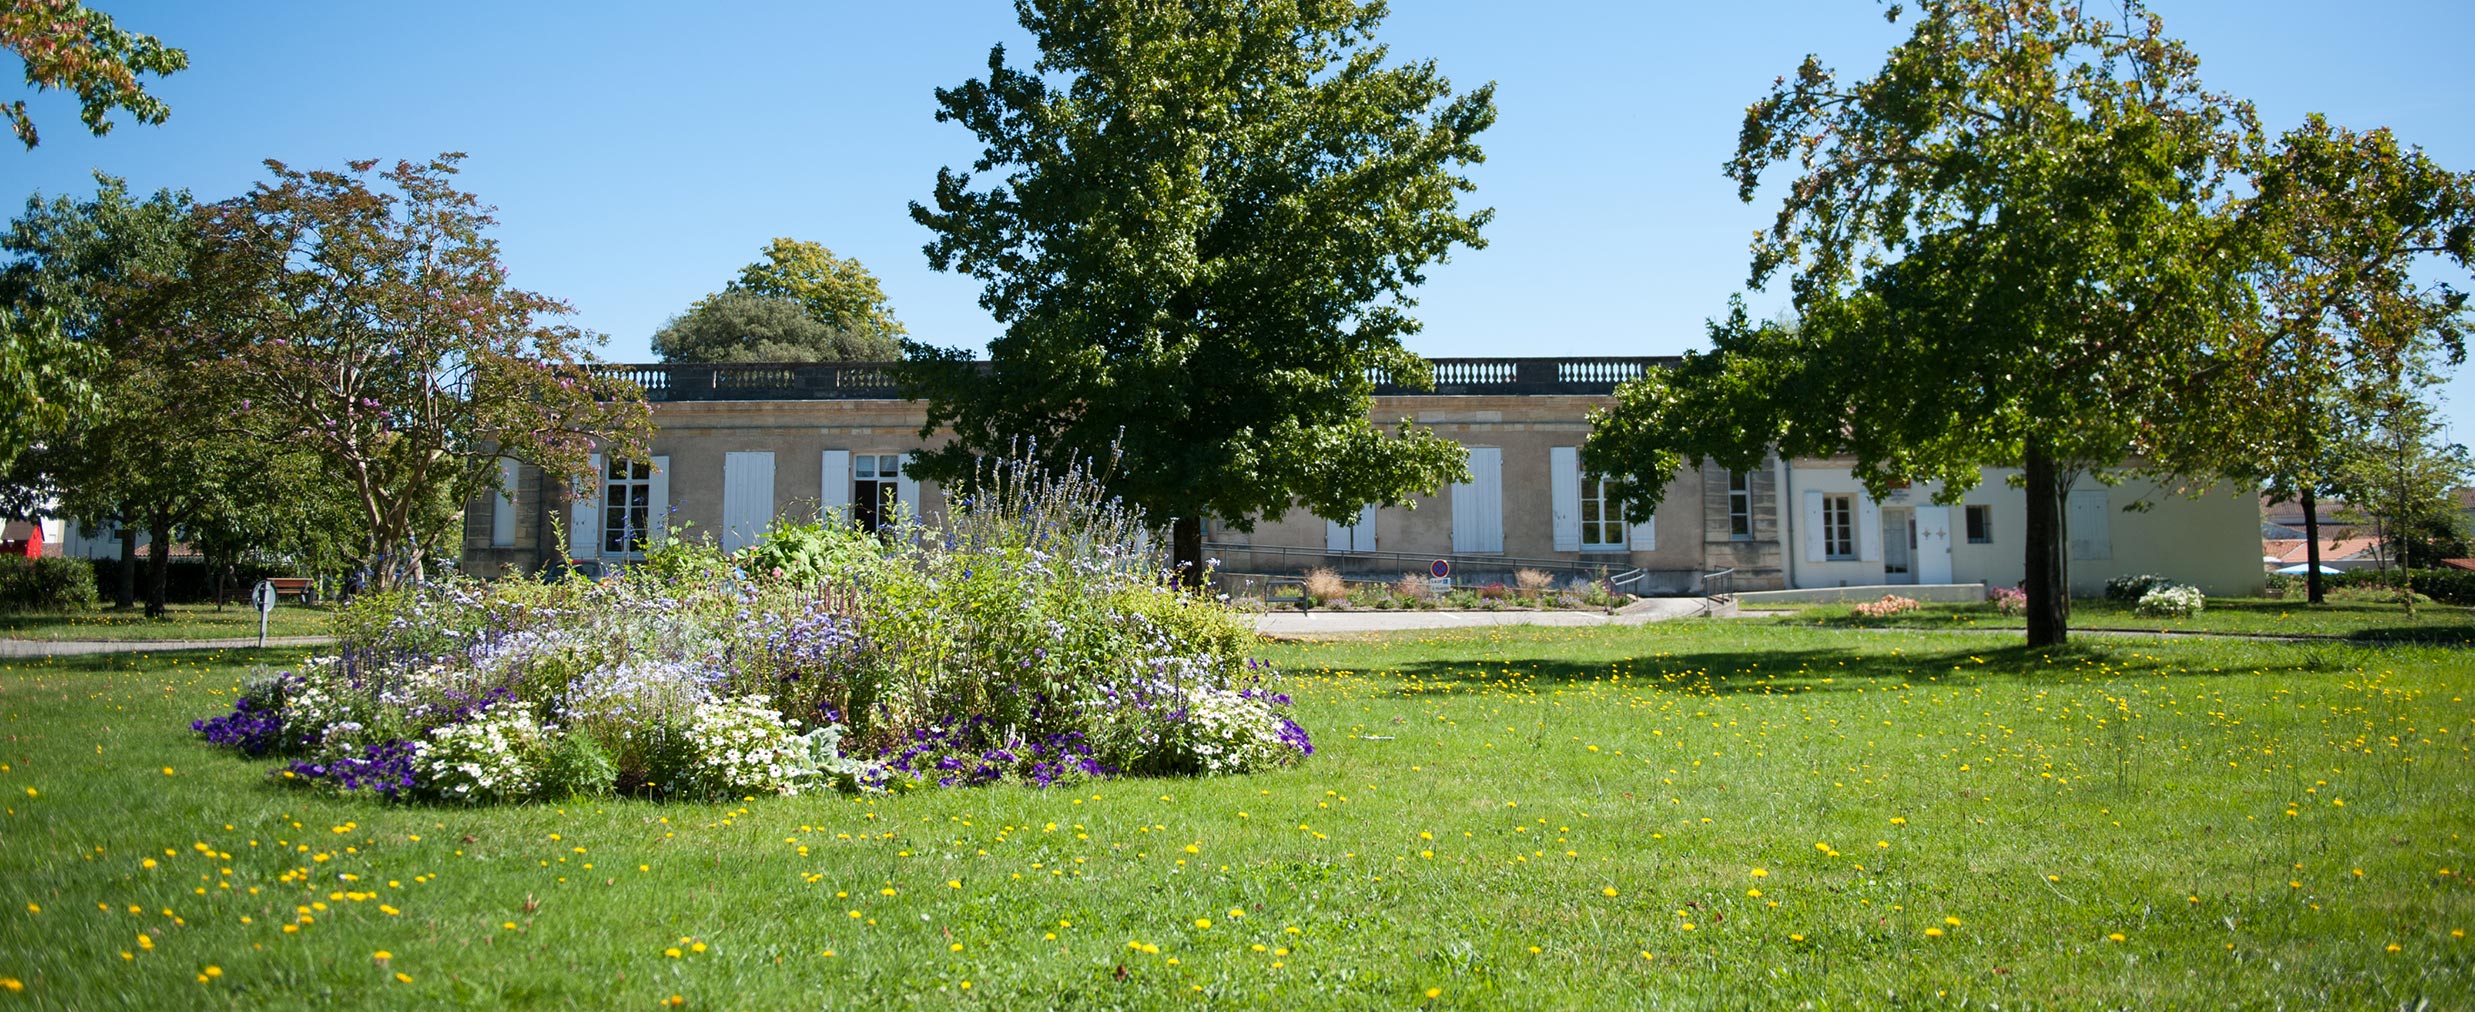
[2104, 574, 2173, 602]
[413, 705, 546, 804]
[1851, 594, 1922, 619]
[684, 695, 816, 797]
[2134, 584, 2204, 618]
[1988, 587, 2027, 616]
[187, 449, 1310, 803]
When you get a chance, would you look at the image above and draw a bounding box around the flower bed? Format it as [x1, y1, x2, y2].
[191, 454, 1309, 802]
[1851, 594, 1923, 619]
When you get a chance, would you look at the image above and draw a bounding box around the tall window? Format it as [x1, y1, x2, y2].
[1727, 470, 1753, 539]
[1822, 494, 1856, 560]
[601, 458, 652, 556]
[853, 453, 904, 533]
[1579, 476, 1626, 549]
[1965, 504, 1993, 544]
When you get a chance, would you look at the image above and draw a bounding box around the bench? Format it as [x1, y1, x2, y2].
[264, 577, 315, 604]
[1266, 577, 1313, 614]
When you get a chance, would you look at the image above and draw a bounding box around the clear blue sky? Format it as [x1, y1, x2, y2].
[8, 1, 2472, 440]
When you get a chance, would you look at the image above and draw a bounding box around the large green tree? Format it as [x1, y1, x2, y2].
[728, 237, 908, 343]
[1586, 0, 2259, 645]
[182, 155, 652, 589]
[652, 289, 900, 363]
[2, 0, 185, 149]
[2238, 116, 2475, 603]
[0, 176, 350, 615]
[906, 0, 1494, 582]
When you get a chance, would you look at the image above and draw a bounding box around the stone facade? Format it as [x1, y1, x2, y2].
[459, 358, 2263, 598]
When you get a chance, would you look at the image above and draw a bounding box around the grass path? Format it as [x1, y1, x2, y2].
[0, 625, 2468, 1008]
[0, 603, 338, 643]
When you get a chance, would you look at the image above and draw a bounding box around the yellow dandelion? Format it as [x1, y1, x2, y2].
[1426, 987, 1443, 999]
[203, 966, 221, 978]
[1925, 927, 1944, 938]
[664, 947, 682, 958]
[394, 973, 412, 984]
[1944, 916, 1962, 927]
[1602, 886, 1619, 897]
[1750, 868, 1768, 878]
[2107, 933, 2127, 942]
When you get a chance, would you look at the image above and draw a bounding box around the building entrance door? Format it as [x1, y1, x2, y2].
[1882, 507, 1915, 583]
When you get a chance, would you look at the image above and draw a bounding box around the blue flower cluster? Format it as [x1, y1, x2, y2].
[282, 740, 420, 799]
[879, 712, 1115, 789]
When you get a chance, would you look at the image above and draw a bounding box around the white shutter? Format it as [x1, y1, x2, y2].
[646, 455, 671, 546]
[1629, 514, 1656, 552]
[2067, 489, 2112, 561]
[1550, 446, 1581, 552]
[1450, 447, 1503, 554]
[1327, 503, 1377, 553]
[491, 458, 519, 547]
[820, 449, 851, 520]
[895, 453, 920, 521]
[1802, 489, 1824, 562]
[722, 451, 776, 552]
[570, 453, 602, 559]
[1857, 494, 1883, 562]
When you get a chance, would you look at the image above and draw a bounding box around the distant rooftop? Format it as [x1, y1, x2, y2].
[596, 356, 1676, 403]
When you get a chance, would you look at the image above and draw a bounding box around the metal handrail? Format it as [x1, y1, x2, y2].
[1701, 567, 1737, 600]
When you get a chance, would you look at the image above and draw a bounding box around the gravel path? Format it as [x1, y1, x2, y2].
[1254, 596, 1713, 636]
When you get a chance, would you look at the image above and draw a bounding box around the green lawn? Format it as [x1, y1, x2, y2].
[1754, 594, 2475, 641]
[0, 603, 338, 642]
[0, 624, 2469, 1008]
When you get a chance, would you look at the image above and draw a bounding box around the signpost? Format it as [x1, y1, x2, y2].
[251, 580, 277, 648]
[1429, 559, 1451, 591]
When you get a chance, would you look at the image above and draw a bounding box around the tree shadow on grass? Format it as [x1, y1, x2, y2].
[1357, 636, 2356, 700]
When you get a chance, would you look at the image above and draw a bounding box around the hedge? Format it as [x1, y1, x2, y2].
[0, 556, 101, 610]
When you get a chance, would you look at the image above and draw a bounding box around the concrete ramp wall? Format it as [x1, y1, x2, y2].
[1736, 583, 1987, 605]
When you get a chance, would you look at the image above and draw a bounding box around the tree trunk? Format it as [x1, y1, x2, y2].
[1172, 514, 1205, 591]
[2023, 440, 2069, 647]
[2300, 488, 2326, 605]
[114, 528, 137, 609]
[143, 509, 171, 620]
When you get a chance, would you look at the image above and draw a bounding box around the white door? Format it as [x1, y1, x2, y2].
[722, 451, 776, 552]
[1882, 507, 1914, 583]
[1451, 447, 1503, 554]
[1913, 505, 1954, 584]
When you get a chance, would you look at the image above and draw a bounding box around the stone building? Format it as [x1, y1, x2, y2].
[460, 357, 2264, 599]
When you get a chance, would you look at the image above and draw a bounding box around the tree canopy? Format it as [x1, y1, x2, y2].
[180, 155, 651, 588]
[905, 0, 1495, 581]
[1585, 0, 2261, 645]
[1, 175, 353, 615]
[652, 289, 900, 363]
[728, 238, 906, 342]
[2236, 116, 2475, 601]
[2, 0, 186, 149]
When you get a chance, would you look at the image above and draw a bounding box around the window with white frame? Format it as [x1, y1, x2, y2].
[1579, 475, 1626, 549]
[1965, 504, 1993, 544]
[853, 453, 904, 533]
[600, 458, 652, 556]
[1727, 470, 1753, 539]
[1822, 494, 1856, 560]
